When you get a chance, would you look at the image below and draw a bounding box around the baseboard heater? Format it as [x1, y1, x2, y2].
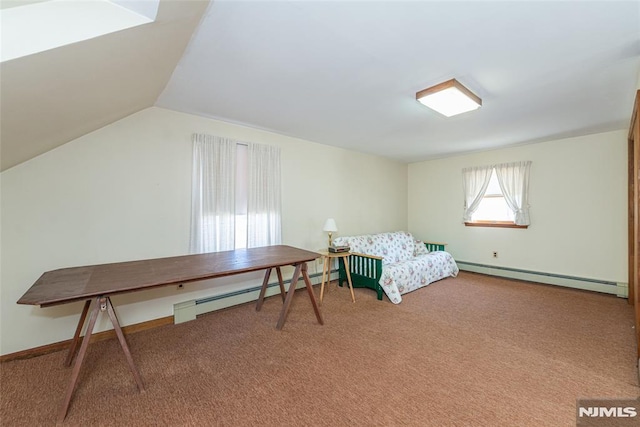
[456, 261, 628, 298]
[173, 269, 334, 324]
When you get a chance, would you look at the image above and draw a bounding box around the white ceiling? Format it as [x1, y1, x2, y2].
[157, 0, 640, 162]
[1, 0, 639, 171]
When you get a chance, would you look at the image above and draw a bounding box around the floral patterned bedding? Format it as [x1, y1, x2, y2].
[333, 231, 459, 304]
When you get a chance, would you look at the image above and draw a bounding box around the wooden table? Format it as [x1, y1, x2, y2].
[17, 245, 322, 423]
[318, 250, 355, 303]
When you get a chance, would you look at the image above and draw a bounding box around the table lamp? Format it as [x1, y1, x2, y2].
[323, 218, 338, 247]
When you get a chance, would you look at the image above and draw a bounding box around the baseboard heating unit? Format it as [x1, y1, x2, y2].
[173, 269, 334, 324]
[456, 261, 627, 298]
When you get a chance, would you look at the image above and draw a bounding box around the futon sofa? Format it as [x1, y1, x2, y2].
[333, 231, 459, 304]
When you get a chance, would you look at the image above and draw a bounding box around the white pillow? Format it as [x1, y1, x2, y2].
[413, 239, 430, 256]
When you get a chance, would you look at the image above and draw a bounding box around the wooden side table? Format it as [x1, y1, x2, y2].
[318, 251, 355, 303]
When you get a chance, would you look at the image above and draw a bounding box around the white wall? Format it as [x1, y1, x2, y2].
[1, 107, 408, 355]
[408, 130, 627, 283]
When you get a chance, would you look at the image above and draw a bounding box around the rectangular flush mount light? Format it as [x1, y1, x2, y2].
[416, 79, 482, 117]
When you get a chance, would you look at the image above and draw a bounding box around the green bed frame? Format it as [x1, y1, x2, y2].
[337, 242, 447, 300]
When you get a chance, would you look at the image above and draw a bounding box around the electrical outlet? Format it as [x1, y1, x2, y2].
[492, 251, 498, 258]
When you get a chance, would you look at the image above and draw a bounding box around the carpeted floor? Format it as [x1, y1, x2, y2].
[1, 271, 638, 426]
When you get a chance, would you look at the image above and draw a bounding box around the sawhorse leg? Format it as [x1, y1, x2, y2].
[276, 262, 323, 330]
[58, 296, 144, 423]
[256, 267, 287, 311]
[256, 263, 323, 330]
[64, 300, 91, 367]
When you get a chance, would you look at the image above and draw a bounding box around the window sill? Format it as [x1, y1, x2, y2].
[464, 222, 528, 229]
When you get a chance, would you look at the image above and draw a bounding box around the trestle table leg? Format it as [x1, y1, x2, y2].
[256, 267, 272, 311]
[58, 296, 145, 423]
[57, 296, 101, 424]
[276, 267, 285, 302]
[276, 264, 302, 330]
[302, 262, 323, 325]
[105, 297, 144, 391]
[64, 299, 91, 367]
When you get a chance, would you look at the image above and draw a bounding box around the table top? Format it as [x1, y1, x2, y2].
[18, 245, 320, 307]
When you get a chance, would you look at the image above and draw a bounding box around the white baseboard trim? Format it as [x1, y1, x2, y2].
[457, 261, 628, 298]
[173, 270, 335, 324]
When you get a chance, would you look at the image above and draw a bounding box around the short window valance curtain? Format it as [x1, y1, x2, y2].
[462, 161, 532, 226]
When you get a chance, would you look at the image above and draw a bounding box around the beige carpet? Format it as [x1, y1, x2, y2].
[1, 271, 638, 426]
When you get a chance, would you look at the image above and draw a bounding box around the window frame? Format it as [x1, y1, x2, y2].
[464, 220, 528, 229]
[464, 168, 528, 229]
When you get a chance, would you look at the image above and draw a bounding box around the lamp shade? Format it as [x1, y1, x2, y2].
[323, 218, 338, 232]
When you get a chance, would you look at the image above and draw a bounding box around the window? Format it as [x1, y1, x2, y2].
[190, 134, 281, 253]
[470, 169, 515, 224]
[462, 161, 531, 229]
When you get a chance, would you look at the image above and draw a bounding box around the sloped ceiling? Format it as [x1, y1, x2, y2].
[157, 0, 640, 163]
[1, 1, 639, 171]
[0, 0, 209, 171]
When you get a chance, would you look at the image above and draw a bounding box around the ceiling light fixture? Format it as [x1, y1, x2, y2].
[416, 78, 482, 117]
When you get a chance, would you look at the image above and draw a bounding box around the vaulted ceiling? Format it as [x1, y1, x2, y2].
[2, 0, 639, 171]
[0, 0, 209, 171]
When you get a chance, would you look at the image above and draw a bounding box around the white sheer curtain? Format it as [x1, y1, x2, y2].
[247, 142, 282, 248]
[189, 134, 236, 253]
[462, 165, 493, 222]
[495, 161, 532, 226]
